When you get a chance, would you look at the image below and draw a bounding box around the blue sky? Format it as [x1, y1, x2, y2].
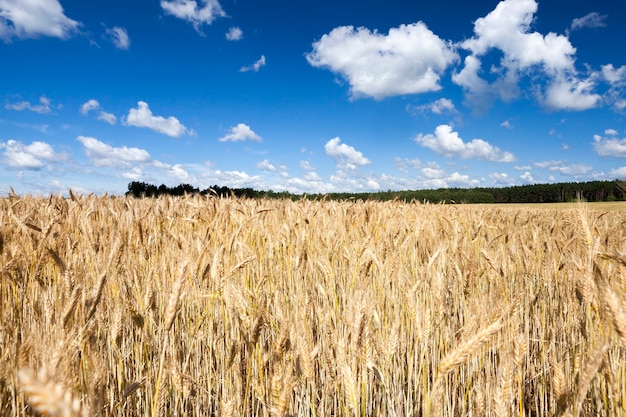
[1, 0, 626, 195]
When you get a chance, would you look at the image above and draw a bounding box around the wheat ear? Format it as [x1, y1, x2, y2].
[438, 317, 504, 376]
[18, 367, 86, 417]
[164, 274, 184, 332]
[574, 341, 609, 416]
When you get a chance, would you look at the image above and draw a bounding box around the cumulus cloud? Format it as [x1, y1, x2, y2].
[80, 99, 99, 115]
[212, 170, 264, 189]
[593, 133, 626, 157]
[256, 159, 287, 174]
[325, 137, 371, 168]
[600, 64, 626, 111]
[543, 74, 601, 111]
[534, 160, 592, 176]
[226, 26, 242, 41]
[77, 135, 151, 167]
[570, 12, 607, 32]
[460, 0, 575, 71]
[124, 101, 192, 137]
[490, 172, 516, 185]
[454, 0, 601, 111]
[602, 64, 626, 85]
[520, 171, 537, 183]
[329, 172, 381, 191]
[609, 166, 626, 179]
[105, 26, 130, 50]
[407, 98, 457, 116]
[97, 111, 117, 125]
[5, 96, 51, 113]
[218, 123, 262, 142]
[0, 139, 65, 169]
[122, 167, 144, 181]
[299, 160, 316, 171]
[414, 124, 516, 162]
[393, 157, 421, 173]
[240, 55, 266, 72]
[417, 162, 478, 188]
[80, 99, 117, 125]
[307, 22, 458, 100]
[161, 0, 225, 32]
[286, 176, 335, 194]
[0, 0, 79, 41]
[169, 164, 190, 181]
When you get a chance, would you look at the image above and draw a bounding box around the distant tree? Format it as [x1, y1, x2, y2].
[127, 181, 148, 197]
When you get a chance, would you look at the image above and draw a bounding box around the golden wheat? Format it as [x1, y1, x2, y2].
[1, 195, 625, 416]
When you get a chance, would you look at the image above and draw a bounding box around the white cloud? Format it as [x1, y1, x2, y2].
[414, 124, 516, 162]
[408, 98, 457, 116]
[256, 160, 281, 174]
[77, 135, 151, 167]
[543, 74, 601, 111]
[105, 26, 130, 50]
[161, 0, 225, 32]
[593, 134, 626, 157]
[600, 65, 626, 111]
[417, 163, 478, 188]
[520, 171, 537, 183]
[240, 55, 266, 73]
[421, 165, 446, 179]
[299, 160, 316, 171]
[286, 176, 335, 194]
[393, 157, 421, 173]
[460, 0, 575, 71]
[303, 171, 321, 181]
[97, 111, 117, 125]
[256, 160, 288, 174]
[226, 26, 242, 41]
[122, 167, 144, 181]
[80, 99, 117, 125]
[169, 164, 189, 181]
[454, 0, 601, 111]
[329, 172, 381, 191]
[500, 120, 513, 129]
[534, 159, 592, 176]
[602, 64, 626, 85]
[605, 129, 619, 136]
[325, 137, 371, 168]
[490, 172, 516, 185]
[0, 139, 65, 169]
[452, 55, 491, 107]
[0, 0, 79, 41]
[307, 23, 458, 100]
[212, 170, 264, 189]
[5, 96, 51, 113]
[124, 101, 192, 137]
[609, 166, 626, 179]
[570, 12, 607, 32]
[218, 123, 262, 142]
[427, 98, 456, 114]
[80, 99, 100, 115]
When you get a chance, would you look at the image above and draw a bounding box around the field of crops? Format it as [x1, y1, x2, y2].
[1, 194, 625, 417]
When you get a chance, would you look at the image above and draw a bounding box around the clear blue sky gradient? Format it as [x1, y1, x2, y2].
[1, 0, 625, 195]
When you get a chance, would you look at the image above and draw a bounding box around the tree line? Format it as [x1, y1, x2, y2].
[126, 180, 626, 203]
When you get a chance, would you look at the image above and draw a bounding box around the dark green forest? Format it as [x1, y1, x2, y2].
[126, 180, 626, 203]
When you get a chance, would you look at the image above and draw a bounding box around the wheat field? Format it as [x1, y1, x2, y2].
[0, 194, 625, 417]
